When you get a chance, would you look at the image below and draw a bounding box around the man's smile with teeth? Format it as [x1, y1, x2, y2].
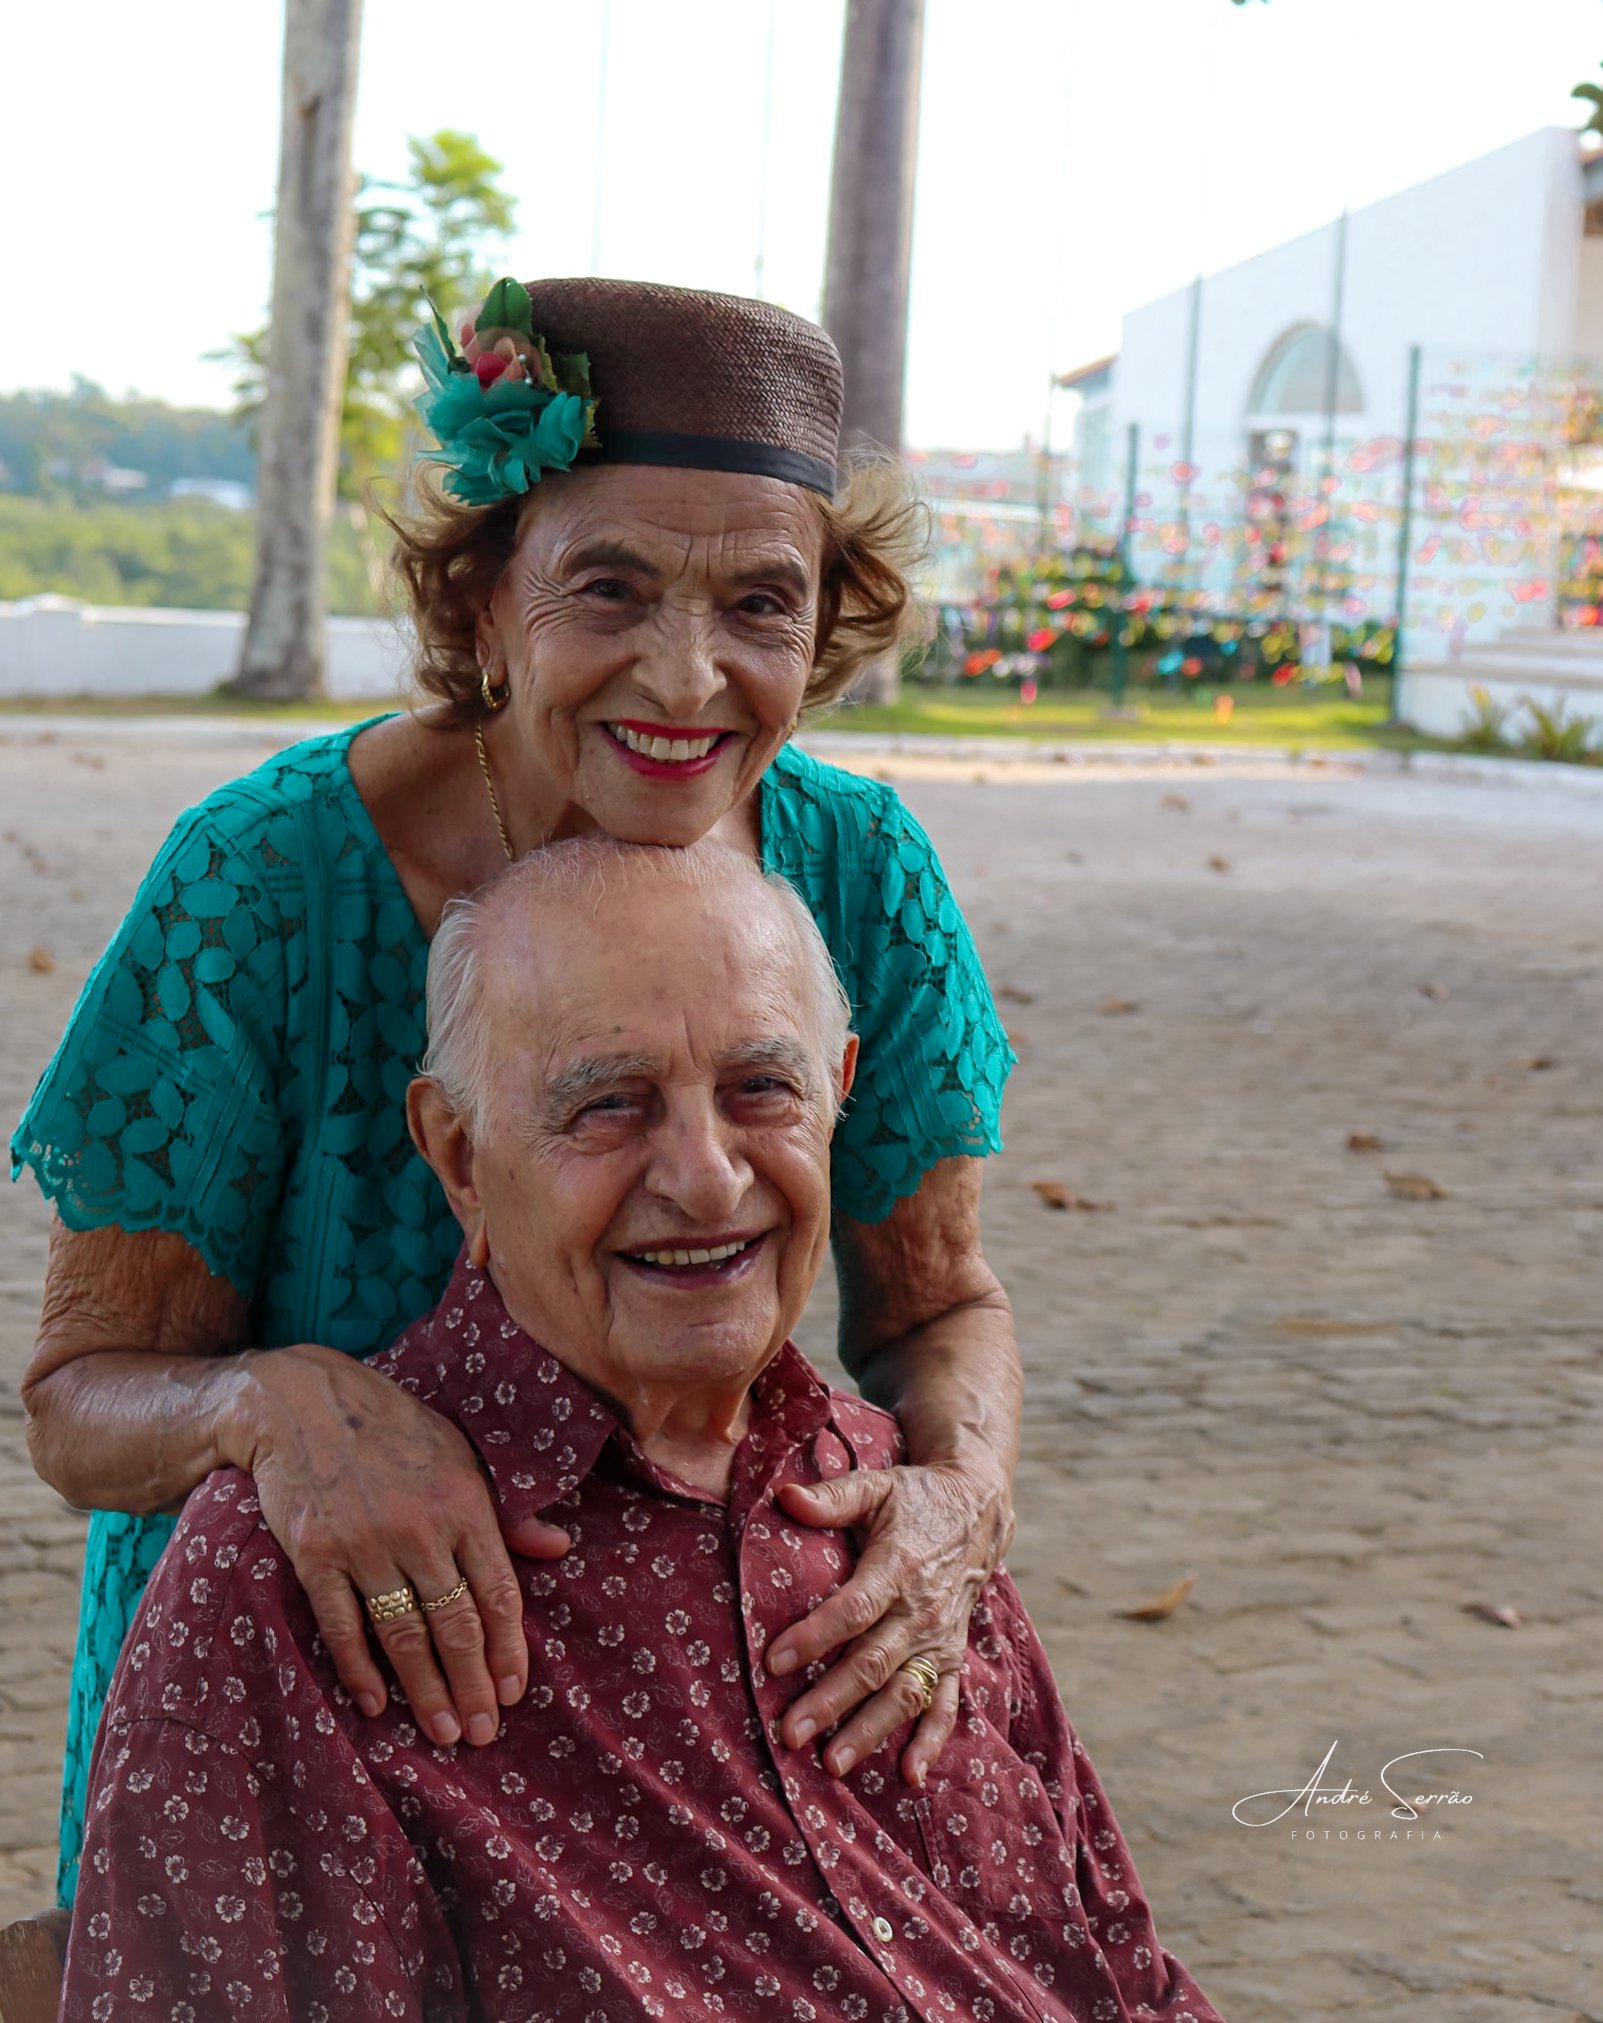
[606, 724, 727, 762]
[627, 1236, 759, 1268]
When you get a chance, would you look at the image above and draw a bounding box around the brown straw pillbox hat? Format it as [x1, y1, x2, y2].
[522, 277, 843, 497]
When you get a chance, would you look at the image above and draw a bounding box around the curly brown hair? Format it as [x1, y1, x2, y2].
[382, 456, 929, 725]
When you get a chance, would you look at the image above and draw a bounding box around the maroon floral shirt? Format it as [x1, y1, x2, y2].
[65, 1254, 1222, 2023]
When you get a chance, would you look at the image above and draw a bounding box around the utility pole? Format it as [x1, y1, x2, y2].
[821, 0, 925, 701]
[233, 0, 363, 700]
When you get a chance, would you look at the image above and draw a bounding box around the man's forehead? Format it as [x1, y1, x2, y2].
[471, 865, 827, 1092]
[532, 990, 816, 1084]
[483, 885, 803, 1011]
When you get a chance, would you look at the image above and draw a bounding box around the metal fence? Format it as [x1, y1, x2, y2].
[920, 345, 1603, 704]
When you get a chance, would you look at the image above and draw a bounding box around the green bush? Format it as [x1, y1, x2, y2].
[1517, 695, 1600, 764]
[0, 497, 380, 615]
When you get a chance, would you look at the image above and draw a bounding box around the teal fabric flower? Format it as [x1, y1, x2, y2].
[417, 368, 590, 506]
[412, 283, 598, 507]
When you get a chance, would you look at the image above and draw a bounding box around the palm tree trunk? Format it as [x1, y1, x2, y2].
[232, 0, 363, 700]
[822, 0, 925, 702]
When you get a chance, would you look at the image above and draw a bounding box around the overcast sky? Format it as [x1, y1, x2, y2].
[4, 0, 1600, 447]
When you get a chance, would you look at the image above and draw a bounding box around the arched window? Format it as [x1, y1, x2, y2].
[1247, 325, 1364, 417]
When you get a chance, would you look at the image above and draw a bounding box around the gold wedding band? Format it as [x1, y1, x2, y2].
[899, 1654, 941, 1714]
[420, 1575, 470, 1614]
[365, 1584, 419, 1625]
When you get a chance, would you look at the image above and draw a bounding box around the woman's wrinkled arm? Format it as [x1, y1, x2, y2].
[24, 1220, 255, 1512]
[769, 1156, 1021, 1786]
[23, 1218, 566, 1750]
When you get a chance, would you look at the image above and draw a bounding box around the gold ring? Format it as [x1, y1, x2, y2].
[365, 1584, 419, 1625]
[420, 1575, 470, 1614]
[899, 1654, 941, 1714]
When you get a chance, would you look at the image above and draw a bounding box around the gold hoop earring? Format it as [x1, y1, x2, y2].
[480, 663, 509, 712]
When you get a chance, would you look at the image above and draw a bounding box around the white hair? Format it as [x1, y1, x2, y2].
[421, 837, 853, 1136]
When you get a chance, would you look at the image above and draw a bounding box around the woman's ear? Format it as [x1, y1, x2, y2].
[407, 1077, 488, 1263]
[473, 606, 499, 678]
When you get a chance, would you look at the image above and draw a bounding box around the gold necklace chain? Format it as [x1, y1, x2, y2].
[474, 722, 515, 863]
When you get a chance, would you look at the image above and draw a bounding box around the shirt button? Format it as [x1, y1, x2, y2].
[871, 1915, 894, 1944]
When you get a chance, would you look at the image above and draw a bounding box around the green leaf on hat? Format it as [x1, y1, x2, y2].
[554, 351, 593, 400]
[475, 277, 533, 337]
[528, 334, 560, 394]
[427, 301, 471, 374]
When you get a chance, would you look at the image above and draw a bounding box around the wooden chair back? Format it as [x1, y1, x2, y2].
[0, 1909, 69, 2023]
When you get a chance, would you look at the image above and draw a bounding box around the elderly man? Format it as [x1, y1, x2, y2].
[63, 841, 1221, 2023]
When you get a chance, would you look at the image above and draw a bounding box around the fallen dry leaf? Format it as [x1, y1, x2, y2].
[1385, 1170, 1448, 1201]
[1461, 1602, 1523, 1629]
[1208, 855, 1231, 874]
[997, 985, 1036, 1006]
[1119, 1573, 1196, 1622]
[1161, 792, 1190, 812]
[27, 946, 56, 974]
[1100, 996, 1141, 1017]
[1346, 1132, 1386, 1154]
[1031, 1180, 1107, 1213]
[1418, 982, 1448, 1001]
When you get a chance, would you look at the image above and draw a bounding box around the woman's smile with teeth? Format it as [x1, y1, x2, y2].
[607, 724, 724, 762]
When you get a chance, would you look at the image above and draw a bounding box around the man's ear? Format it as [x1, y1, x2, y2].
[832, 1034, 860, 1124]
[407, 1077, 489, 1266]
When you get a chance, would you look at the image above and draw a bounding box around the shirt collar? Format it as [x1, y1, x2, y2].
[381, 1246, 835, 1527]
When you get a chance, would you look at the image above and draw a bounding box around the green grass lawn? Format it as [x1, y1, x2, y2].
[0, 681, 1436, 749]
[834, 683, 1437, 751]
[0, 690, 380, 722]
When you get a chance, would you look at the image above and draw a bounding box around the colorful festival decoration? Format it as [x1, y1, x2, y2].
[921, 344, 1603, 693]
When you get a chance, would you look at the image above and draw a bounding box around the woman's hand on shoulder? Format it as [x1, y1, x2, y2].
[26, 1221, 570, 1748]
[769, 1454, 1014, 1788]
[233, 1343, 571, 1747]
[763, 1157, 1022, 1788]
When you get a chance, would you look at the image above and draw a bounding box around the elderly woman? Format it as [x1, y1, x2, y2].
[13, 276, 1021, 1905]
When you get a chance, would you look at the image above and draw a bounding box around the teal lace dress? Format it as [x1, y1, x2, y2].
[10, 719, 1014, 1906]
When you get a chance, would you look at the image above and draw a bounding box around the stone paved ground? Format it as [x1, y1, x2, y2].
[2, 723, 1600, 2020]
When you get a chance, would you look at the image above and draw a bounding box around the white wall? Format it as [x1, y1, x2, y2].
[0, 597, 412, 699]
[1114, 129, 1585, 460]
[1575, 237, 1603, 360]
[1100, 130, 1590, 645]
[1404, 663, 1603, 741]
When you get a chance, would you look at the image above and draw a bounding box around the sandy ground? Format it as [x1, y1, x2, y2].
[2, 722, 1600, 2021]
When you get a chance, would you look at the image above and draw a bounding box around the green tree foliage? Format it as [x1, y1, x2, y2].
[0, 497, 377, 615]
[0, 385, 254, 499]
[1575, 63, 1603, 135]
[223, 130, 516, 496]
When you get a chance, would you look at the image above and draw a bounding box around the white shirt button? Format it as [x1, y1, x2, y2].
[871, 1915, 894, 1944]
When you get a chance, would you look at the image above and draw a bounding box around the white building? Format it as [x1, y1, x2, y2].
[1067, 128, 1603, 736]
